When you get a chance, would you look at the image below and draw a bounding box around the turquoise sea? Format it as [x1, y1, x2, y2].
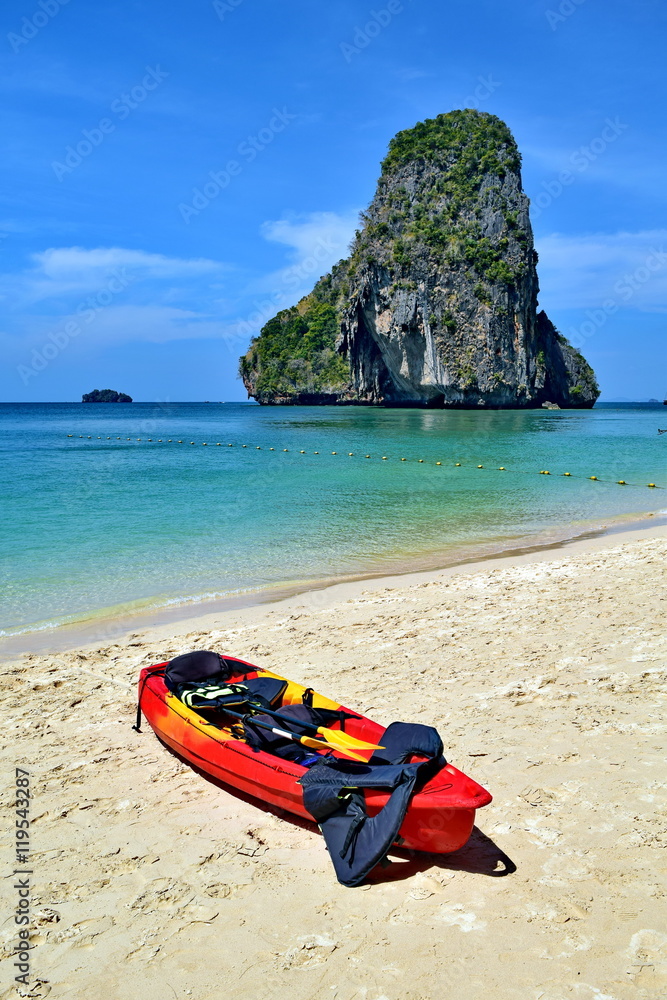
[0, 402, 665, 645]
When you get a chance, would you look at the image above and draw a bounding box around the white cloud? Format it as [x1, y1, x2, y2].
[1, 218, 360, 367]
[260, 210, 359, 263]
[75, 304, 247, 347]
[0, 302, 246, 378]
[247, 210, 358, 300]
[18, 246, 225, 302]
[0, 245, 240, 370]
[224, 210, 359, 335]
[536, 229, 667, 311]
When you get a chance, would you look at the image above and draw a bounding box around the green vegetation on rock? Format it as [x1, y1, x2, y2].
[240, 109, 598, 409]
[239, 271, 350, 401]
[381, 109, 521, 178]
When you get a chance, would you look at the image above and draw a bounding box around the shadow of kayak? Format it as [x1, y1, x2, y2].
[364, 826, 516, 883]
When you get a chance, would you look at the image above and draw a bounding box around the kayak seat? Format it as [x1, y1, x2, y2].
[164, 649, 258, 691]
[369, 721, 444, 766]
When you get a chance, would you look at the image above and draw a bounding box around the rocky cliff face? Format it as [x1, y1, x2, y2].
[240, 110, 598, 408]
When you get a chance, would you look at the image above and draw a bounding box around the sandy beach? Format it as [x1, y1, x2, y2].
[2, 523, 665, 1000]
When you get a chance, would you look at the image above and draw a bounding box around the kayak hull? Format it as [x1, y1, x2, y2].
[138, 658, 492, 854]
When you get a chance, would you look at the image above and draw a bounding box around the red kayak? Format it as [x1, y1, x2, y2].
[137, 656, 492, 854]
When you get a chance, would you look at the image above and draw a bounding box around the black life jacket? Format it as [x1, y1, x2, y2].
[299, 722, 445, 887]
[171, 675, 288, 713]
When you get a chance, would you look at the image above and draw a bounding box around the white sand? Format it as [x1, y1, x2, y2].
[1, 525, 665, 1000]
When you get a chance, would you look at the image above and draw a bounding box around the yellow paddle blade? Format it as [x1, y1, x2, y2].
[299, 734, 368, 762]
[315, 726, 385, 753]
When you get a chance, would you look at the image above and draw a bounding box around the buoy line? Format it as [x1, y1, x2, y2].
[65, 436, 664, 489]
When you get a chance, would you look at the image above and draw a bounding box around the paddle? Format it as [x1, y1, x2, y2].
[219, 706, 371, 762]
[243, 700, 384, 755]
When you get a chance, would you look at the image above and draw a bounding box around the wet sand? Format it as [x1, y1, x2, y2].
[1, 523, 665, 999]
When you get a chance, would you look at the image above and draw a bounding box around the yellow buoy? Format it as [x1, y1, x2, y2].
[270, 447, 274, 451]
[127, 437, 131, 440]
[543, 470, 550, 475]
[216, 443, 221, 446]
[117, 437, 121, 440]
[436, 461, 442, 466]
[242, 444, 247, 448]
[178, 440, 183, 443]
[455, 462, 461, 466]
[314, 451, 319, 454]
[107, 436, 111, 440]
[332, 451, 337, 455]
[97, 436, 101, 439]
[498, 466, 505, 470]
[382, 456, 388, 460]
[590, 476, 598, 480]
[67, 434, 73, 437]
[148, 439, 152, 442]
[418, 459, 423, 463]
[349, 452, 354, 456]
[477, 465, 483, 469]
[168, 439, 172, 442]
[648, 483, 656, 488]
[87, 436, 92, 439]
[256, 446, 261, 450]
[137, 438, 141, 441]
[563, 472, 571, 476]
[365, 454, 371, 458]
[283, 448, 288, 452]
[158, 439, 162, 442]
[300, 450, 306, 454]
[228, 443, 233, 447]
[617, 480, 626, 484]
[202, 443, 207, 446]
[401, 457, 406, 462]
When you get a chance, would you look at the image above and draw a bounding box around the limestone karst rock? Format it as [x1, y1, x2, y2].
[240, 110, 598, 408]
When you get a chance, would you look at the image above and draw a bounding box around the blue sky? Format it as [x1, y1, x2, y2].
[1, 0, 665, 401]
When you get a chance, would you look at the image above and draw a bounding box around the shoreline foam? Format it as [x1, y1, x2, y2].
[1, 507, 664, 659]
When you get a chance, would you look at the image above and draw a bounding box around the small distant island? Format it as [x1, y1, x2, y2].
[81, 389, 133, 403]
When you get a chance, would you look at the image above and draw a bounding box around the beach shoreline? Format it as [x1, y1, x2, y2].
[2, 506, 665, 660]
[1, 525, 665, 999]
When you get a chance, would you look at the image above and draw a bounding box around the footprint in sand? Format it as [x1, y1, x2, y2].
[278, 934, 338, 969]
[51, 915, 114, 950]
[626, 928, 667, 982]
[436, 903, 486, 932]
